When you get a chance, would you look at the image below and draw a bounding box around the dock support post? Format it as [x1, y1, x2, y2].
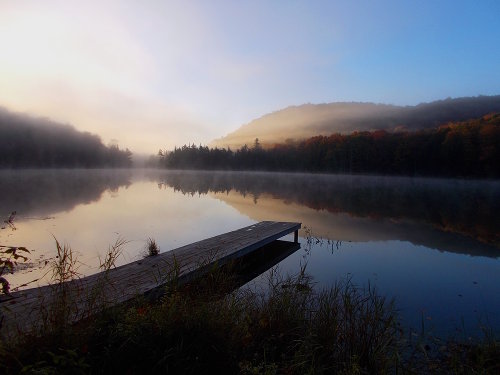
[294, 230, 298, 243]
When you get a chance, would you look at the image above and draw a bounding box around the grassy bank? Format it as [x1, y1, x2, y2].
[1, 248, 499, 374]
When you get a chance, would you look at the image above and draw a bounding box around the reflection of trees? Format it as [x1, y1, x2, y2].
[157, 171, 500, 248]
[0, 170, 131, 217]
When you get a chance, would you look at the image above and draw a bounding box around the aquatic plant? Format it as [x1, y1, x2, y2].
[0, 211, 24, 295]
[0, 245, 30, 295]
[145, 237, 160, 257]
[2, 211, 16, 230]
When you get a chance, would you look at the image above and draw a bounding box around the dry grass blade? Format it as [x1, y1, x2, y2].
[99, 237, 127, 272]
[50, 237, 81, 285]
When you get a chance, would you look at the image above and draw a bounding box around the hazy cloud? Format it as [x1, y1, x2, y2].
[0, 0, 499, 153]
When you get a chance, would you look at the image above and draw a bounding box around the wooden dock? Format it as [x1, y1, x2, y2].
[0, 221, 301, 336]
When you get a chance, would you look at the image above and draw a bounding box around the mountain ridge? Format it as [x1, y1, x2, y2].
[211, 95, 500, 149]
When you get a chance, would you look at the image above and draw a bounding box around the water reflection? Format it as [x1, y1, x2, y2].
[1, 169, 498, 336]
[154, 170, 500, 257]
[0, 169, 131, 217]
[0, 170, 255, 290]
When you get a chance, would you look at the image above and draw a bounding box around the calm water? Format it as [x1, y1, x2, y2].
[1, 169, 499, 337]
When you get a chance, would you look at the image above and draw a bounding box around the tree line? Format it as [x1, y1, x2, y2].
[157, 114, 499, 178]
[0, 108, 132, 168]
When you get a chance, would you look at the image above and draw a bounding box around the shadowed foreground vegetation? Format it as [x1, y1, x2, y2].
[1, 243, 499, 374]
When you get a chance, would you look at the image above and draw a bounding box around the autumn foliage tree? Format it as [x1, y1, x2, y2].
[158, 114, 500, 178]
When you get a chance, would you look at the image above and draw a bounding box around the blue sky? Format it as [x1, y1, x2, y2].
[0, 0, 499, 152]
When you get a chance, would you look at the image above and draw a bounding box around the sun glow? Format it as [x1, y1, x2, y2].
[0, 1, 499, 154]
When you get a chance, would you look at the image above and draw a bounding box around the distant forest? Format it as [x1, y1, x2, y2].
[212, 95, 500, 149]
[158, 114, 500, 178]
[0, 108, 132, 168]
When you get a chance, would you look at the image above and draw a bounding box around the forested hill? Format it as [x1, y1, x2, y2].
[211, 95, 500, 149]
[159, 113, 500, 178]
[0, 107, 132, 168]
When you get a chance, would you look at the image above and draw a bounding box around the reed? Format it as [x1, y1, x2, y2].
[0, 240, 498, 374]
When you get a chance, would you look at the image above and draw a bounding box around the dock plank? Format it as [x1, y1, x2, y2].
[0, 221, 300, 336]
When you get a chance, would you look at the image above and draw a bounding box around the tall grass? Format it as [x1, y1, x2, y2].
[99, 237, 127, 272]
[0, 239, 498, 374]
[15, 237, 127, 342]
[50, 237, 81, 285]
[0, 256, 401, 374]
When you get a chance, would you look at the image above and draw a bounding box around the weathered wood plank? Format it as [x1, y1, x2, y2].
[0, 221, 301, 336]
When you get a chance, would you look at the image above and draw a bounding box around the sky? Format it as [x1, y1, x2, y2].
[0, 0, 499, 153]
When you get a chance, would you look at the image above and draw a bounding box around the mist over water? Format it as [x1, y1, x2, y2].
[1, 169, 498, 336]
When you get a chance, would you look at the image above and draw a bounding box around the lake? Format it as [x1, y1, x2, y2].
[1, 169, 499, 337]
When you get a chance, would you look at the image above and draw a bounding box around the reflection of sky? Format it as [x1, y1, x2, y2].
[2, 170, 499, 337]
[252, 239, 500, 337]
[4, 179, 254, 289]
